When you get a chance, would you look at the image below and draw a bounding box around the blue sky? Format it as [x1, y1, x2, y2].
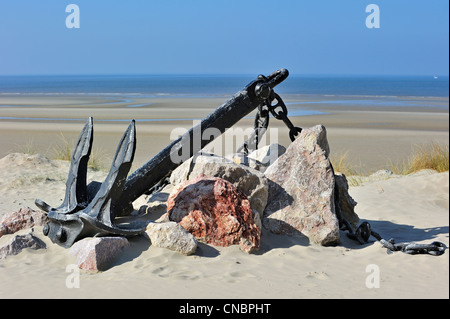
[0, 0, 448, 76]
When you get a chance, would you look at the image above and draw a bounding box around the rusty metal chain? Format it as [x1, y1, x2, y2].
[237, 77, 302, 156]
[236, 104, 270, 156]
[343, 220, 447, 255]
[266, 91, 302, 142]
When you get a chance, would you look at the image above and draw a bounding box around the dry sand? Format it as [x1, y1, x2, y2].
[0, 153, 448, 299]
[0, 94, 448, 299]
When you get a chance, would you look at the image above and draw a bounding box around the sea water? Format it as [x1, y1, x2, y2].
[0, 74, 448, 97]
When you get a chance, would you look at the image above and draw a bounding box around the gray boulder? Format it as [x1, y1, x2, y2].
[0, 230, 46, 259]
[146, 221, 197, 256]
[263, 125, 340, 246]
[334, 173, 359, 228]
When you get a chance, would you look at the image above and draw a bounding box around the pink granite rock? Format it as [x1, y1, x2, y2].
[69, 237, 130, 272]
[0, 207, 49, 238]
[166, 175, 260, 253]
[263, 125, 340, 246]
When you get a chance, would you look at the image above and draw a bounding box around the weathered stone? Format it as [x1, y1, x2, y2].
[227, 153, 263, 171]
[170, 153, 268, 221]
[334, 173, 359, 228]
[69, 237, 129, 272]
[166, 175, 260, 253]
[227, 143, 287, 173]
[145, 184, 174, 222]
[248, 144, 286, 169]
[0, 207, 49, 238]
[146, 221, 197, 255]
[263, 125, 340, 246]
[370, 169, 394, 179]
[0, 224, 7, 238]
[0, 230, 46, 259]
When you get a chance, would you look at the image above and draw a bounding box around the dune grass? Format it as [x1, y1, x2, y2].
[51, 133, 72, 162]
[13, 133, 107, 171]
[330, 152, 365, 186]
[13, 138, 39, 156]
[330, 151, 359, 176]
[389, 143, 449, 175]
[331, 143, 449, 186]
[51, 133, 107, 171]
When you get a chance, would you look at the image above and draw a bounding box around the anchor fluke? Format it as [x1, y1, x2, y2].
[38, 119, 145, 248]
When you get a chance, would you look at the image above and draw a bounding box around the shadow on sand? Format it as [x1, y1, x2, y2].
[107, 216, 448, 271]
[339, 219, 449, 250]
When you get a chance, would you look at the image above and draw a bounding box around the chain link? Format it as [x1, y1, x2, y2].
[266, 92, 302, 142]
[236, 106, 269, 155]
[237, 86, 303, 156]
[343, 219, 447, 255]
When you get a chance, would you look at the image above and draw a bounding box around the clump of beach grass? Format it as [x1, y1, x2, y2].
[13, 139, 39, 155]
[331, 143, 449, 187]
[11, 133, 108, 171]
[50, 133, 107, 171]
[390, 143, 449, 175]
[330, 152, 365, 186]
[331, 151, 357, 176]
[52, 133, 72, 162]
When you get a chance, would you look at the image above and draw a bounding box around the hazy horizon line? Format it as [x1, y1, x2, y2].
[1, 73, 449, 78]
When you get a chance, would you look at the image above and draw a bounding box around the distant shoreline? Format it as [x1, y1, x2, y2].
[0, 94, 448, 174]
[0, 93, 448, 110]
[1, 74, 448, 97]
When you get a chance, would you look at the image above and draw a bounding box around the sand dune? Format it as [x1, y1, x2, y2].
[0, 153, 448, 299]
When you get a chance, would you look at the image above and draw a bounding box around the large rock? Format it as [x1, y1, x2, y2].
[0, 207, 49, 238]
[166, 175, 260, 253]
[69, 237, 130, 272]
[334, 173, 359, 228]
[0, 230, 46, 260]
[146, 221, 197, 255]
[170, 153, 268, 221]
[263, 125, 340, 245]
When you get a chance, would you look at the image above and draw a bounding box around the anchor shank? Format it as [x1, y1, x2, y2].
[118, 69, 289, 215]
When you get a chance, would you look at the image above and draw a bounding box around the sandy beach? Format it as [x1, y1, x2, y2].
[0, 94, 448, 173]
[1, 0, 448, 303]
[0, 94, 448, 299]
